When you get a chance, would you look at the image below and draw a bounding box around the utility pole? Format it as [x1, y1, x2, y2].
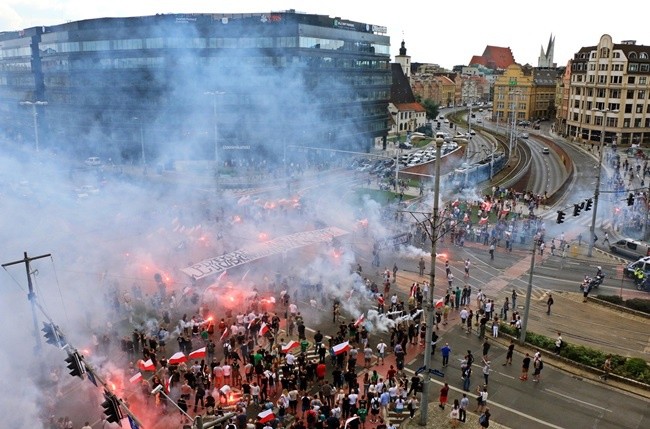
[519, 236, 538, 344]
[2, 251, 51, 353]
[419, 137, 444, 426]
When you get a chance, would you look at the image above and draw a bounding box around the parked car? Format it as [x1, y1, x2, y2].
[399, 142, 413, 149]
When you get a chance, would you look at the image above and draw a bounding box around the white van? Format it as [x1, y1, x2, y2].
[610, 238, 650, 260]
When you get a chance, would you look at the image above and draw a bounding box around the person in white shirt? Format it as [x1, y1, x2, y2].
[376, 341, 387, 364]
[285, 352, 296, 366]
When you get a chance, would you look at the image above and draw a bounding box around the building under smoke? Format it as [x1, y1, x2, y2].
[0, 11, 391, 164]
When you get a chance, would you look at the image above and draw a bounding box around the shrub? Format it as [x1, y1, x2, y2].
[621, 358, 649, 379]
[625, 298, 650, 314]
[595, 294, 623, 305]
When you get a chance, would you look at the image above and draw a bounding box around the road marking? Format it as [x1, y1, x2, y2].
[402, 367, 567, 428]
[497, 372, 515, 379]
[544, 389, 612, 412]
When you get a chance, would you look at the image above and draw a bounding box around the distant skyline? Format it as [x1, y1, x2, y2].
[0, 1, 645, 69]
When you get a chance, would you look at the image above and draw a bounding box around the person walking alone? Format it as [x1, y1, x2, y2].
[546, 293, 554, 315]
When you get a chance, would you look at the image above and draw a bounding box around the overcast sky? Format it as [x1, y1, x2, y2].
[0, 0, 644, 69]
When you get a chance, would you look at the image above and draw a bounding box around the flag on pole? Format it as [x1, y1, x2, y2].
[220, 328, 229, 342]
[257, 409, 275, 424]
[169, 352, 187, 365]
[281, 340, 299, 353]
[129, 372, 143, 384]
[259, 322, 269, 337]
[189, 347, 206, 360]
[333, 341, 351, 356]
[354, 314, 365, 328]
[344, 416, 359, 429]
[165, 374, 173, 393]
[139, 359, 155, 371]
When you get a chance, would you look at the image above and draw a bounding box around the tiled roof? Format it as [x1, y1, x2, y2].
[470, 46, 516, 70]
[391, 63, 416, 103]
[395, 102, 426, 112]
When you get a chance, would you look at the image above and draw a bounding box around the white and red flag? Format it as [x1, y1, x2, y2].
[258, 322, 269, 337]
[189, 347, 206, 360]
[333, 341, 351, 356]
[220, 328, 229, 342]
[129, 372, 143, 384]
[138, 359, 155, 371]
[169, 352, 187, 365]
[257, 409, 275, 424]
[354, 314, 365, 328]
[281, 340, 299, 353]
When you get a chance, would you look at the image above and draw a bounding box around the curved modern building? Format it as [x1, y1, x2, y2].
[0, 11, 391, 164]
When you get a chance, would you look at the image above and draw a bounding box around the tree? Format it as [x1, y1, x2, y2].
[421, 99, 440, 120]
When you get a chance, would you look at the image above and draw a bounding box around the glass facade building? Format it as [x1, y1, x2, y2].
[0, 11, 391, 162]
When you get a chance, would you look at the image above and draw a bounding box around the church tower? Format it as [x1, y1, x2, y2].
[538, 34, 556, 68]
[395, 40, 411, 78]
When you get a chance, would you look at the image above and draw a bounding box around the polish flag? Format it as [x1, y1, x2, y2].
[479, 216, 489, 225]
[435, 298, 445, 309]
[189, 347, 206, 360]
[220, 328, 229, 342]
[247, 319, 257, 331]
[333, 341, 351, 356]
[257, 409, 275, 424]
[344, 416, 359, 429]
[169, 352, 187, 365]
[282, 340, 299, 353]
[354, 314, 365, 328]
[139, 359, 155, 371]
[129, 372, 143, 383]
[258, 322, 269, 337]
[165, 374, 173, 394]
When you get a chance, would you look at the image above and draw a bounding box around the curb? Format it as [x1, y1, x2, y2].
[587, 296, 650, 319]
[492, 332, 650, 398]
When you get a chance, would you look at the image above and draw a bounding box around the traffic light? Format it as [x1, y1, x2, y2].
[585, 198, 593, 211]
[42, 322, 65, 347]
[627, 193, 635, 206]
[573, 204, 581, 217]
[65, 351, 85, 378]
[101, 391, 123, 425]
[556, 211, 566, 224]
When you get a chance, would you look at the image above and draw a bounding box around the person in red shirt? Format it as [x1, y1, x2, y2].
[386, 365, 397, 386]
[316, 362, 327, 380]
[439, 382, 449, 409]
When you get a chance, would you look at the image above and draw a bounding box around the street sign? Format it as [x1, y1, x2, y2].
[429, 368, 445, 377]
[415, 366, 426, 375]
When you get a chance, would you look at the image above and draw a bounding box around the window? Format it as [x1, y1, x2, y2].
[598, 75, 607, 84]
[625, 104, 633, 113]
[636, 104, 644, 113]
[598, 63, 608, 71]
[628, 76, 636, 84]
[639, 90, 646, 99]
[610, 89, 620, 98]
[600, 47, 610, 58]
[640, 77, 647, 85]
[597, 88, 606, 97]
[629, 63, 639, 72]
[641, 52, 649, 59]
[641, 64, 649, 72]
[611, 75, 622, 84]
[627, 90, 635, 98]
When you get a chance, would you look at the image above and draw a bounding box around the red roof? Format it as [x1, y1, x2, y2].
[469, 46, 516, 70]
[395, 102, 426, 112]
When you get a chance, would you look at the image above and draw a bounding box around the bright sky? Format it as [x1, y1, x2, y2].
[0, 0, 643, 69]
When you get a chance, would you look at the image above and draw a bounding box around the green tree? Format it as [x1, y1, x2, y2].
[421, 99, 440, 120]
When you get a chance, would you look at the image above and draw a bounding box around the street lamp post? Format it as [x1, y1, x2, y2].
[419, 137, 444, 427]
[588, 109, 617, 257]
[20, 100, 48, 151]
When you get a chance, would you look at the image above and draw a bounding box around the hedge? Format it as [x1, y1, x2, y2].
[595, 295, 650, 314]
[499, 324, 650, 383]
